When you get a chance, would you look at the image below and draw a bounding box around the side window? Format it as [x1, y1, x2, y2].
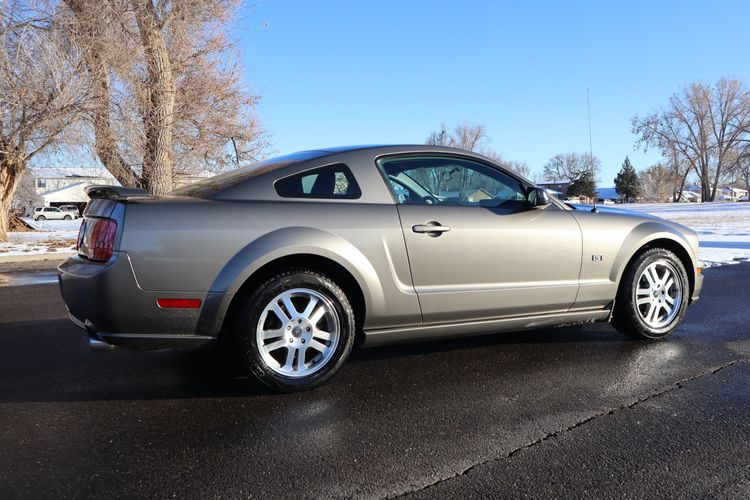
[275, 164, 361, 199]
[379, 156, 529, 208]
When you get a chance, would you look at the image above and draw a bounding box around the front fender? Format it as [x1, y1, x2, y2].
[609, 221, 699, 284]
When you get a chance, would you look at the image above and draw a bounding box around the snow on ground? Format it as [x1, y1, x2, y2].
[0, 218, 81, 257]
[620, 202, 750, 268]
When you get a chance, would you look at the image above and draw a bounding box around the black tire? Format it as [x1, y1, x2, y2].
[64, 215, 72, 220]
[37, 215, 45, 221]
[235, 269, 355, 392]
[612, 247, 690, 340]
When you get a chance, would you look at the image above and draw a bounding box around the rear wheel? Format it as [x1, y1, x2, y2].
[37, 215, 45, 221]
[613, 248, 689, 340]
[235, 269, 355, 392]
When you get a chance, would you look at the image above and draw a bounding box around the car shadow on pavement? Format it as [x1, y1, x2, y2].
[0, 317, 652, 404]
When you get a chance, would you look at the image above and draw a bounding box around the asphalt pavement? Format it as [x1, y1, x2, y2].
[1, 263, 749, 498]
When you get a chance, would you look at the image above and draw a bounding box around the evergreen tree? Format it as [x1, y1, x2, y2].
[614, 156, 640, 202]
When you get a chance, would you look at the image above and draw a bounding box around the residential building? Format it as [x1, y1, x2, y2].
[11, 167, 119, 216]
[676, 185, 702, 203]
[719, 187, 748, 202]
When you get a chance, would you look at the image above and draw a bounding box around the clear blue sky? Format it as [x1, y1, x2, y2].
[235, 0, 750, 186]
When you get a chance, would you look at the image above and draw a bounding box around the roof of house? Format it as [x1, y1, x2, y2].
[31, 166, 116, 180]
[40, 181, 86, 197]
[596, 187, 619, 199]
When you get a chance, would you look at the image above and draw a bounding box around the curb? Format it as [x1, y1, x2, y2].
[0, 252, 75, 264]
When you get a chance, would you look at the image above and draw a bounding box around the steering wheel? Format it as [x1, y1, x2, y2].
[418, 195, 437, 205]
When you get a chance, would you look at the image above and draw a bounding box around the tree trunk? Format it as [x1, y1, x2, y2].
[700, 161, 711, 202]
[0, 162, 23, 243]
[710, 161, 722, 202]
[134, 0, 175, 195]
[64, 0, 141, 188]
[674, 168, 690, 203]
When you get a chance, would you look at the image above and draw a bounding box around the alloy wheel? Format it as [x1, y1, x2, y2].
[634, 259, 683, 329]
[255, 288, 340, 378]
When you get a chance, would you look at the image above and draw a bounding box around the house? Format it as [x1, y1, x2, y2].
[9, 170, 43, 216]
[11, 167, 120, 216]
[596, 187, 620, 204]
[720, 187, 748, 202]
[32, 167, 118, 196]
[12, 166, 217, 216]
[676, 190, 701, 203]
[174, 169, 215, 189]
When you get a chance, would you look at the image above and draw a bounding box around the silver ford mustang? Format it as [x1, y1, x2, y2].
[58, 145, 704, 391]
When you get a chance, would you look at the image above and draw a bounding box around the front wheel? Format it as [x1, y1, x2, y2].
[235, 269, 355, 392]
[612, 248, 690, 340]
[63, 215, 72, 220]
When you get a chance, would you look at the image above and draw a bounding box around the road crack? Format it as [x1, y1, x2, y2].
[391, 359, 743, 498]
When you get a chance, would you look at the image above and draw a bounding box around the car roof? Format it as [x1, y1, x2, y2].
[175, 144, 535, 204]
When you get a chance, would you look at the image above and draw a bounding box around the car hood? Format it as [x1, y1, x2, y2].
[568, 204, 663, 220]
[568, 203, 701, 261]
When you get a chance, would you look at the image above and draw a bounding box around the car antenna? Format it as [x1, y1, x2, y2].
[587, 88, 598, 213]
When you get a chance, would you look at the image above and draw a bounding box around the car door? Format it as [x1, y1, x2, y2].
[379, 154, 583, 324]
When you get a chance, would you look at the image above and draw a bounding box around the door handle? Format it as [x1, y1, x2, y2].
[412, 222, 451, 236]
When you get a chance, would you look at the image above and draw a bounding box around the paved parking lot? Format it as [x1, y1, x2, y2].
[1, 263, 749, 498]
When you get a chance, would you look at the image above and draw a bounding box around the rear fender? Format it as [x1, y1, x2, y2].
[209, 227, 386, 315]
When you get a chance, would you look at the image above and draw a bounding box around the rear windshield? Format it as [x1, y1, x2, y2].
[170, 150, 329, 198]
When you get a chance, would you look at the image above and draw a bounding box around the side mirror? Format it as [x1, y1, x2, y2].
[529, 187, 550, 207]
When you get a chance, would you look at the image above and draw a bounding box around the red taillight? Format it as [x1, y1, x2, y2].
[157, 298, 202, 309]
[79, 218, 117, 261]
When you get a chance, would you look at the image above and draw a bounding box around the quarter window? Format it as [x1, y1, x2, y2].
[275, 164, 361, 199]
[379, 156, 529, 208]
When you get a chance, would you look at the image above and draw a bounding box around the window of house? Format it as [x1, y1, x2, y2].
[275, 164, 361, 199]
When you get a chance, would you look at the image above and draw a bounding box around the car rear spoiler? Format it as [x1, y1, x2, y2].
[85, 185, 149, 201]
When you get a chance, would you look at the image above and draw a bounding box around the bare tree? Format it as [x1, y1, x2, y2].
[0, 2, 87, 241]
[632, 78, 750, 202]
[726, 139, 750, 195]
[427, 123, 491, 152]
[426, 122, 532, 177]
[639, 163, 676, 202]
[542, 152, 601, 183]
[62, 0, 268, 194]
[506, 160, 531, 178]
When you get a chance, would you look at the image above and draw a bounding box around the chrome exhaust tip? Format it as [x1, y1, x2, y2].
[70, 315, 118, 351]
[88, 333, 118, 351]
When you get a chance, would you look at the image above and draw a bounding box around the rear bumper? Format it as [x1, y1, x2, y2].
[58, 253, 228, 350]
